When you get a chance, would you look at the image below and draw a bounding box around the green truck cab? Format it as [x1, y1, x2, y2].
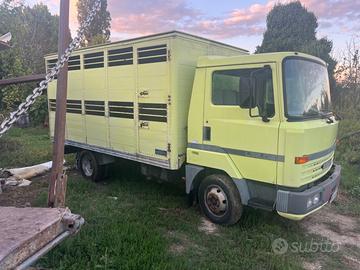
[45, 31, 340, 225]
[186, 52, 340, 224]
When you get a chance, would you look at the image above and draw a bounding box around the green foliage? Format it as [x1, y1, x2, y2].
[77, 0, 111, 46]
[29, 95, 48, 125]
[0, 1, 58, 74]
[336, 119, 360, 165]
[256, 2, 317, 53]
[256, 1, 337, 91]
[333, 39, 360, 167]
[0, 0, 58, 124]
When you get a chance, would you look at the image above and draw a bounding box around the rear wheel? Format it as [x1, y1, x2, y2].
[78, 151, 106, 182]
[198, 174, 243, 225]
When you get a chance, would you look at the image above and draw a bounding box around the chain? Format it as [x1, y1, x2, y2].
[0, 0, 102, 137]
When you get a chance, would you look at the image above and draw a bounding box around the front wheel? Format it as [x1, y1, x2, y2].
[78, 151, 106, 182]
[198, 174, 243, 225]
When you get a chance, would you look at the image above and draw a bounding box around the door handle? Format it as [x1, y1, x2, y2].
[140, 121, 149, 129]
[139, 90, 149, 97]
[203, 126, 211, 141]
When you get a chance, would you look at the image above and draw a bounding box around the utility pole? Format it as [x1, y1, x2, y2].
[48, 0, 70, 208]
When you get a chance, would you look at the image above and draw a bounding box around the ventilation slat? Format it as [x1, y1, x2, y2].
[108, 47, 133, 67]
[108, 101, 134, 119]
[139, 115, 167, 122]
[109, 107, 133, 113]
[47, 59, 58, 70]
[138, 44, 167, 51]
[139, 103, 167, 109]
[66, 100, 82, 114]
[138, 48, 167, 58]
[108, 53, 133, 61]
[84, 52, 104, 69]
[138, 103, 167, 122]
[85, 100, 105, 116]
[108, 47, 132, 54]
[108, 60, 133, 67]
[49, 99, 56, 112]
[109, 101, 133, 107]
[137, 44, 167, 65]
[109, 112, 134, 119]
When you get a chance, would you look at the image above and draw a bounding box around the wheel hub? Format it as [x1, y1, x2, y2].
[205, 186, 228, 216]
[82, 157, 93, 177]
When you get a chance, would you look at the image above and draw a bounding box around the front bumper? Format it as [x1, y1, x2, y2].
[276, 164, 341, 220]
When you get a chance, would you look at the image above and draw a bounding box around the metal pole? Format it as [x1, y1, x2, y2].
[48, 0, 70, 208]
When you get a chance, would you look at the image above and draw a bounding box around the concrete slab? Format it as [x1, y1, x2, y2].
[0, 207, 82, 269]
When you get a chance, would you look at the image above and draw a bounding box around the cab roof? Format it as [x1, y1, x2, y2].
[197, 52, 327, 68]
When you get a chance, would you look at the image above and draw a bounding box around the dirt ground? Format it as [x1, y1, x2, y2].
[300, 193, 360, 270]
[0, 173, 49, 207]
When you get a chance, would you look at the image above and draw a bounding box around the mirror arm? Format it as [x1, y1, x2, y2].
[262, 115, 270, 122]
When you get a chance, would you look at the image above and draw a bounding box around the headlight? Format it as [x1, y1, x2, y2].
[313, 194, 320, 205]
[307, 198, 313, 208]
[307, 193, 321, 209]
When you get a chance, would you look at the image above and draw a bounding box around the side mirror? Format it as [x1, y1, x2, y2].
[249, 65, 272, 122]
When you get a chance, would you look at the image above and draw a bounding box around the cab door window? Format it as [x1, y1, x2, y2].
[212, 68, 275, 117]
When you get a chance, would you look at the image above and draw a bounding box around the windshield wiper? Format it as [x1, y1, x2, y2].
[303, 109, 335, 123]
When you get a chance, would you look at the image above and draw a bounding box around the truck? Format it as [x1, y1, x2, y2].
[45, 31, 341, 225]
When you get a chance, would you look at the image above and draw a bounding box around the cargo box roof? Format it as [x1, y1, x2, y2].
[45, 30, 248, 57]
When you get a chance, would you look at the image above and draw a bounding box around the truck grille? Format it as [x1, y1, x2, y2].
[301, 152, 334, 182]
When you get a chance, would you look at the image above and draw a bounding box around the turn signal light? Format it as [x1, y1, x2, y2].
[295, 156, 309, 164]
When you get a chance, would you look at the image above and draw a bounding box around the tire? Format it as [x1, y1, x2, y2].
[78, 151, 105, 182]
[198, 174, 243, 225]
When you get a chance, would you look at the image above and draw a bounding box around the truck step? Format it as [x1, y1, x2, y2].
[247, 198, 274, 211]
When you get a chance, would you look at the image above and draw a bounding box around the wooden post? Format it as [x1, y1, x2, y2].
[48, 0, 70, 208]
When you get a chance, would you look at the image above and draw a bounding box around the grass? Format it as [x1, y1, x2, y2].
[34, 170, 308, 270]
[333, 119, 360, 215]
[0, 127, 52, 168]
[0, 127, 359, 269]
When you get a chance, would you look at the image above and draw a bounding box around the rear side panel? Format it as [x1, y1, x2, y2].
[45, 32, 247, 170]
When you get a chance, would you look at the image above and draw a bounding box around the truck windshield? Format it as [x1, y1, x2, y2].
[283, 58, 331, 119]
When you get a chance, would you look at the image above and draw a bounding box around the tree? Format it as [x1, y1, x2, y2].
[334, 38, 360, 118]
[77, 0, 111, 46]
[256, 1, 337, 92]
[0, 0, 58, 123]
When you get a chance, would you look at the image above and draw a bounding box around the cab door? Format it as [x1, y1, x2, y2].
[203, 63, 280, 183]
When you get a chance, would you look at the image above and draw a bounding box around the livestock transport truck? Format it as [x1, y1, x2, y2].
[45, 31, 341, 225]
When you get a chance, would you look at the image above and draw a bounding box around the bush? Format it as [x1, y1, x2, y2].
[29, 95, 48, 125]
[336, 119, 360, 165]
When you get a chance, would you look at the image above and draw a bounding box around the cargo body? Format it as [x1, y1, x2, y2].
[45, 31, 247, 170]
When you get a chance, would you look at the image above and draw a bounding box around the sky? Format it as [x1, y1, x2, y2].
[25, 0, 360, 57]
